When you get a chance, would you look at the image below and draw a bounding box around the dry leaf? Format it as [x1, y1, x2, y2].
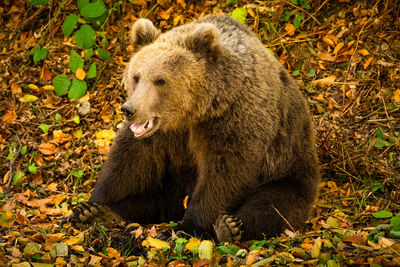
[38, 142, 57, 155]
[41, 64, 52, 81]
[75, 68, 86, 80]
[2, 110, 17, 124]
[158, 10, 170, 20]
[88, 255, 102, 265]
[47, 182, 58, 191]
[358, 49, 369, 56]
[106, 247, 120, 258]
[394, 89, 400, 103]
[27, 84, 40, 91]
[11, 82, 22, 94]
[53, 130, 71, 144]
[285, 23, 296, 36]
[185, 238, 201, 252]
[313, 75, 336, 88]
[363, 57, 374, 69]
[142, 237, 171, 249]
[333, 42, 344, 55]
[70, 245, 85, 253]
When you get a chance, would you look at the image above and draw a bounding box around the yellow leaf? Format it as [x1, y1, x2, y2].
[96, 129, 116, 140]
[358, 49, 369, 56]
[313, 75, 336, 88]
[199, 240, 213, 260]
[363, 57, 374, 70]
[73, 129, 83, 138]
[393, 89, 400, 103]
[64, 234, 84, 246]
[183, 195, 189, 209]
[284, 23, 296, 36]
[27, 84, 40, 91]
[43, 85, 54, 91]
[75, 68, 86, 80]
[316, 104, 325, 114]
[19, 94, 38, 103]
[71, 245, 85, 253]
[142, 237, 170, 249]
[106, 247, 120, 258]
[158, 10, 170, 20]
[185, 238, 201, 252]
[173, 15, 182, 26]
[311, 237, 322, 258]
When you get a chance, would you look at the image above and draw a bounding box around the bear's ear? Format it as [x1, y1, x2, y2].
[185, 23, 221, 58]
[131, 19, 160, 50]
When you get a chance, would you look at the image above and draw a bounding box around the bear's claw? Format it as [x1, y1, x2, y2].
[215, 215, 243, 242]
[67, 202, 123, 227]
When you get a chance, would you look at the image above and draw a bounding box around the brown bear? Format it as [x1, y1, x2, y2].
[74, 14, 320, 242]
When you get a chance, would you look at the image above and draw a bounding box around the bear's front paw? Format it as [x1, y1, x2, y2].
[68, 202, 123, 227]
[214, 215, 243, 242]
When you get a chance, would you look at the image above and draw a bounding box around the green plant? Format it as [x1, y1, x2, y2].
[53, 0, 119, 99]
[29, 44, 49, 64]
[284, 0, 311, 29]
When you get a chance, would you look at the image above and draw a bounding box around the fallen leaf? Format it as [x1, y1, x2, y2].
[47, 182, 58, 191]
[149, 225, 158, 237]
[192, 259, 211, 267]
[70, 245, 85, 253]
[53, 130, 71, 144]
[19, 94, 38, 103]
[27, 84, 40, 91]
[43, 85, 54, 91]
[311, 237, 322, 258]
[393, 89, 400, 103]
[2, 109, 17, 124]
[11, 82, 22, 94]
[75, 67, 86, 80]
[285, 22, 296, 36]
[358, 49, 369, 56]
[343, 235, 366, 245]
[106, 247, 120, 258]
[88, 255, 103, 265]
[313, 75, 336, 87]
[333, 42, 344, 55]
[198, 240, 213, 260]
[38, 143, 57, 155]
[158, 10, 170, 20]
[41, 64, 52, 81]
[142, 237, 171, 249]
[245, 250, 261, 265]
[185, 237, 201, 252]
[64, 234, 84, 245]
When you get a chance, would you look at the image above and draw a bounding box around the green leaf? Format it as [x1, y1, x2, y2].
[39, 124, 49, 133]
[308, 69, 316, 77]
[28, 164, 37, 174]
[20, 145, 27, 155]
[30, 45, 49, 64]
[372, 210, 393, 219]
[77, 0, 89, 11]
[68, 50, 84, 73]
[89, 12, 108, 27]
[376, 128, 384, 140]
[232, 8, 247, 24]
[75, 25, 96, 49]
[85, 48, 94, 60]
[80, 0, 107, 18]
[292, 70, 300, 76]
[12, 172, 24, 185]
[73, 116, 80, 124]
[293, 18, 301, 29]
[97, 48, 111, 60]
[290, 0, 298, 4]
[62, 14, 78, 37]
[29, 0, 50, 5]
[225, 0, 239, 6]
[19, 94, 38, 103]
[55, 113, 61, 121]
[68, 79, 87, 99]
[390, 216, 400, 231]
[303, 3, 311, 9]
[86, 62, 97, 79]
[53, 74, 71, 96]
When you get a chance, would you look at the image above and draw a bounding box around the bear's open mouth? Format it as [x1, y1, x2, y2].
[130, 118, 156, 137]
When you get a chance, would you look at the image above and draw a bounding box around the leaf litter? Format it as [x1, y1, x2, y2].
[0, 0, 400, 266]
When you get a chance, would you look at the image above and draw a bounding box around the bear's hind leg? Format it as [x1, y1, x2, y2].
[224, 179, 317, 241]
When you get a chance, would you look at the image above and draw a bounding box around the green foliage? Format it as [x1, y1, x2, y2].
[29, 45, 49, 64]
[12, 172, 24, 185]
[79, 0, 107, 19]
[68, 50, 84, 73]
[97, 48, 111, 60]
[372, 210, 393, 219]
[232, 8, 247, 24]
[53, 74, 71, 96]
[87, 63, 97, 79]
[292, 70, 300, 77]
[29, 0, 50, 5]
[371, 127, 398, 149]
[68, 79, 87, 99]
[62, 14, 78, 37]
[54, 113, 61, 121]
[39, 124, 49, 133]
[225, 0, 239, 6]
[75, 25, 97, 50]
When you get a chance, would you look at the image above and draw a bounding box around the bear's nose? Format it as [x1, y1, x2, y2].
[121, 103, 136, 119]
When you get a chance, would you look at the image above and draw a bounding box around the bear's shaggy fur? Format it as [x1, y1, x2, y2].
[81, 14, 320, 241]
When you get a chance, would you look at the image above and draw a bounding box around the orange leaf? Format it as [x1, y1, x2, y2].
[363, 57, 374, 70]
[394, 89, 400, 103]
[47, 182, 58, 191]
[183, 195, 189, 209]
[38, 143, 58, 155]
[71, 245, 85, 253]
[149, 225, 158, 237]
[2, 110, 17, 124]
[11, 82, 22, 94]
[40, 64, 52, 81]
[158, 10, 170, 20]
[313, 75, 336, 88]
[285, 23, 296, 36]
[322, 35, 338, 47]
[53, 130, 71, 144]
[88, 255, 103, 265]
[333, 42, 344, 55]
[358, 49, 369, 56]
[75, 68, 86, 80]
[106, 247, 120, 258]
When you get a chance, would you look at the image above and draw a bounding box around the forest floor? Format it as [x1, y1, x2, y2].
[0, 0, 400, 266]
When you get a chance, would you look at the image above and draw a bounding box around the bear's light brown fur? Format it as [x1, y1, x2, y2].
[78, 14, 320, 241]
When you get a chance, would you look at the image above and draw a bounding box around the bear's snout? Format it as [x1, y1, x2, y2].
[121, 103, 136, 119]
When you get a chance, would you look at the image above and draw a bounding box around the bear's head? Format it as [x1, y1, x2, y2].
[122, 19, 222, 138]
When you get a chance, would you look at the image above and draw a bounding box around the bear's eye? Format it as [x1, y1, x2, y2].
[133, 75, 140, 84]
[154, 78, 166, 86]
